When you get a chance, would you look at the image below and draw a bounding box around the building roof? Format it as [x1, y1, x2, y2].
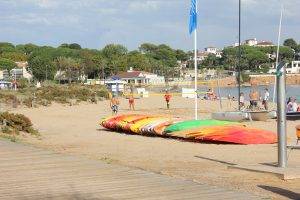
[15, 61, 28, 68]
[256, 41, 274, 46]
[197, 52, 210, 56]
[114, 70, 155, 79]
[245, 38, 257, 42]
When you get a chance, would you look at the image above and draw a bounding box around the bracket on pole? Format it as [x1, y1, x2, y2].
[276, 61, 286, 77]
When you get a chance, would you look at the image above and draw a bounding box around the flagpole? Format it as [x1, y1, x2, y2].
[273, 5, 283, 103]
[194, 1, 198, 120]
[194, 28, 198, 120]
[238, 0, 241, 111]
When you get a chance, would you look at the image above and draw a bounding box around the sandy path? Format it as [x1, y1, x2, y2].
[13, 96, 300, 199]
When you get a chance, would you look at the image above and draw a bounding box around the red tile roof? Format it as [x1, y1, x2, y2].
[117, 70, 159, 79]
[257, 41, 274, 46]
[116, 71, 142, 78]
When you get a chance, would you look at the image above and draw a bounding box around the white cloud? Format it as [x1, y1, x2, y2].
[24, 0, 60, 8]
[128, 1, 160, 11]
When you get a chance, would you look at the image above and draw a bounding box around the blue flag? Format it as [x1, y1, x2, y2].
[189, 0, 197, 34]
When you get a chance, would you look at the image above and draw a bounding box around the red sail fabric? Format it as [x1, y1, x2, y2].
[195, 126, 277, 144]
[100, 115, 277, 145]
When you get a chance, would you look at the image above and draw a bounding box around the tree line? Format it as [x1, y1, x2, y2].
[0, 38, 298, 82]
[0, 42, 188, 82]
[201, 38, 299, 72]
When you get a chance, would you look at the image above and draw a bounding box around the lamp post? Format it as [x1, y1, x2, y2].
[276, 61, 287, 168]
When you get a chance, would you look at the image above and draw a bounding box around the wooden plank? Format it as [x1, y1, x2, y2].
[0, 140, 260, 200]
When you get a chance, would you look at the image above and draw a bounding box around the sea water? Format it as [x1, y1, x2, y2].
[198, 85, 300, 102]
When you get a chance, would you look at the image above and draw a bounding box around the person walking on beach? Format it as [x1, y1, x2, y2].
[128, 94, 135, 110]
[249, 89, 259, 109]
[164, 91, 172, 109]
[110, 95, 120, 115]
[262, 88, 270, 110]
[287, 97, 298, 112]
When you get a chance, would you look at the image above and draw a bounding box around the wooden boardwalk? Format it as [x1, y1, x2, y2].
[0, 140, 261, 200]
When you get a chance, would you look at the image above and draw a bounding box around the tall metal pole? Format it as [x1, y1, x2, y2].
[277, 61, 287, 168]
[237, 0, 241, 110]
[194, 2, 198, 120]
[273, 5, 283, 103]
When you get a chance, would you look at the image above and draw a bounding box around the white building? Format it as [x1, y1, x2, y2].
[216, 51, 222, 58]
[204, 47, 222, 58]
[245, 38, 258, 46]
[196, 51, 209, 61]
[287, 61, 300, 74]
[12, 61, 33, 80]
[0, 70, 9, 80]
[233, 39, 275, 48]
[268, 61, 300, 74]
[204, 47, 217, 54]
[113, 68, 165, 86]
[104, 80, 126, 93]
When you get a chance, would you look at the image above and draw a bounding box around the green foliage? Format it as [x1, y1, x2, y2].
[102, 44, 128, 58]
[175, 49, 189, 61]
[220, 45, 294, 72]
[283, 38, 297, 50]
[0, 58, 17, 71]
[34, 84, 109, 104]
[201, 54, 220, 68]
[1, 52, 27, 62]
[0, 41, 190, 81]
[137, 43, 183, 77]
[55, 57, 81, 83]
[260, 63, 272, 73]
[102, 44, 128, 75]
[17, 78, 30, 89]
[0, 133, 18, 142]
[59, 43, 82, 50]
[29, 56, 56, 81]
[241, 73, 250, 83]
[0, 43, 15, 54]
[16, 43, 39, 55]
[0, 112, 37, 135]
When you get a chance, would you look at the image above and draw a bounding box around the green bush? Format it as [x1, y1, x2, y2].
[0, 112, 38, 135]
[0, 84, 109, 107]
[241, 73, 250, 83]
[17, 78, 30, 89]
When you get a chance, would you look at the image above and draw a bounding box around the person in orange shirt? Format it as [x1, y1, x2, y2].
[128, 94, 135, 110]
[164, 91, 172, 109]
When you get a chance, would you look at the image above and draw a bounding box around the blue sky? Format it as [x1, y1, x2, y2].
[0, 0, 299, 50]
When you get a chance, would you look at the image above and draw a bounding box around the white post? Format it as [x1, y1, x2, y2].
[273, 5, 283, 103]
[194, 2, 198, 120]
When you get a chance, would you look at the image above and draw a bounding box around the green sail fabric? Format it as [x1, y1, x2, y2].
[164, 120, 236, 133]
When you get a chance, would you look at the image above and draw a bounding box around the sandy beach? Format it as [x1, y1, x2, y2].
[9, 96, 300, 199]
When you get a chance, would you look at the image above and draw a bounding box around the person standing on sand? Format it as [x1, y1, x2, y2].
[128, 94, 135, 110]
[164, 91, 172, 109]
[110, 95, 120, 115]
[249, 89, 259, 109]
[262, 88, 270, 110]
